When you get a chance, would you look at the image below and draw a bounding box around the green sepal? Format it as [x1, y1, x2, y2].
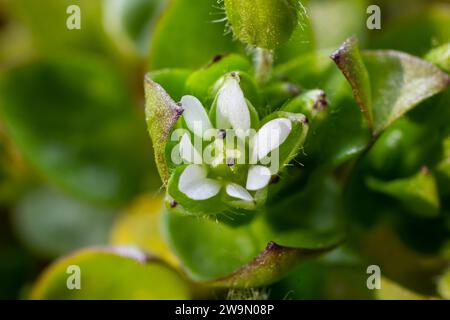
[257, 111, 309, 173]
[144, 76, 184, 185]
[166, 165, 227, 216]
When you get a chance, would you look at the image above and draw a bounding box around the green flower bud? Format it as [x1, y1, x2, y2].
[224, 0, 302, 49]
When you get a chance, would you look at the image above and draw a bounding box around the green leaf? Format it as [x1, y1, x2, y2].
[332, 37, 450, 135]
[163, 211, 342, 286]
[211, 233, 343, 288]
[148, 0, 239, 69]
[0, 57, 152, 206]
[31, 247, 191, 299]
[366, 168, 440, 218]
[330, 37, 373, 126]
[144, 76, 184, 184]
[224, 0, 302, 49]
[425, 42, 450, 73]
[13, 187, 116, 258]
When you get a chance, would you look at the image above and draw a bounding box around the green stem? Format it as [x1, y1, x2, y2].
[254, 47, 273, 84]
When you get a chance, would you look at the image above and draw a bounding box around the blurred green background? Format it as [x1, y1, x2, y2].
[0, 0, 449, 300]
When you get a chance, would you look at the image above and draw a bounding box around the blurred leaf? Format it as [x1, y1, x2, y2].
[103, 0, 166, 57]
[144, 76, 183, 184]
[148, 0, 240, 69]
[9, 0, 111, 56]
[366, 168, 440, 218]
[164, 211, 342, 287]
[438, 268, 450, 299]
[371, 4, 450, 57]
[13, 187, 116, 258]
[377, 277, 434, 300]
[110, 195, 179, 266]
[332, 37, 450, 135]
[0, 57, 153, 206]
[308, 0, 367, 50]
[425, 42, 450, 73]
[358, 223, 447, 294]
[31, 247, 191, 299]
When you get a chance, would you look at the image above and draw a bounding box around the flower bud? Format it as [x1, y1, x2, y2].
[224, 0, 302, 49]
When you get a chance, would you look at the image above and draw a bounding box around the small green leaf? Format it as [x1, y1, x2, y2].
[31, 247, 191, 300]
[14, 187, 116, 258]
[148, 0, 239, 69]
[144, 76, 184, 184]
[281, 89, 328, 120]
[332, 37, 450, 135]
[224, 0, 302, 49]
[366, 168, 440, 218]
[425, 43, 450, 73]
[331, 37, 373, 127]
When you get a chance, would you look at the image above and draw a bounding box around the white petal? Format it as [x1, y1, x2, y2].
[216, 77, 250, 134]
[179, 134, 202, 164]
[180, 95, 212, 137]
[246, 165, 271, 191]
[178, 165, 221, 200]
[251, 118, 292, 161]
[226, 183, 253, 202]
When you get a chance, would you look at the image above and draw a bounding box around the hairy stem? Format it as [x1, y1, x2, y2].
[254, 47, 273, 84]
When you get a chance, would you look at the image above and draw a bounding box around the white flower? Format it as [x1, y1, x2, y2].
[173, 73, 293, 206]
